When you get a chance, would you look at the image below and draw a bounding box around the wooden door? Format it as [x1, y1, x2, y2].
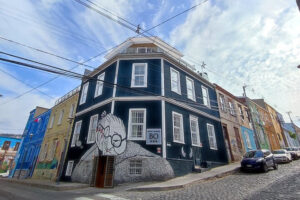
[95, 156, 115, 188]
[222, 125, 234, 162]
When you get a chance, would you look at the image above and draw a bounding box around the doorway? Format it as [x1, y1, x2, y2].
[222, 125, 234, 162]
[95, 156, 115, 188]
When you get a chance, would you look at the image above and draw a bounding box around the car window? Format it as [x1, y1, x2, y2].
[244, 151, 263, 158]
[273, 150, 285, 154]
[263, 151, 270, 157]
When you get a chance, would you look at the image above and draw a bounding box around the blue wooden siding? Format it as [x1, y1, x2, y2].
[240, 126, 257, 152]
[77, 62, 117, 112]
[116, 59, 161, 97]
[163, 60, 220, 118]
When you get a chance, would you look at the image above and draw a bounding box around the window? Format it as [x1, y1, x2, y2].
[201, 86, 210, 107]
[79, 82, 89, 105]
[48, 139, 58, 161]
[238, 105, 244, 120]
[69, 104, 75, 118]
[71, 121, 82, 147]
[40, 143, 48, 161]
[137, 47, 147, 53]
[58, 109, 64, 125]
[172, 112, 184, 143]
[129, 160, 142, 175]
[2, 141, 11, 150]
[190, 116, 201, 147]
[128, 109, 146, 140]
[65, 161, 74, 176]
[219, 94, 225, 111]
[49, 115, 55, 128]
[228, 101, 235, 115]
[87, 114, 99, 144]
[186, 77, 195, 101]
[94, 73, 105, 97]
[207, 124, 217, 150]
[131, 63, 147, 87]
[245, 131, 252, 149]
[170, 68, 181, 94]
[14, 142, 20, 151]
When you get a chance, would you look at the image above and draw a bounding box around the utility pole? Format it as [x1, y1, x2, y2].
[242, 85, 247, 97]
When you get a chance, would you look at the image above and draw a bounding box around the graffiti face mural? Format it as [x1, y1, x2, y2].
[96, 113, 127, 155]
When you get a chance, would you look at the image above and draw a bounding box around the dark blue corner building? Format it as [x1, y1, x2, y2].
[62, 37, 228, 187]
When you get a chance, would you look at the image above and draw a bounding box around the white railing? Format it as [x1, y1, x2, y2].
[55, 86, 80, 106]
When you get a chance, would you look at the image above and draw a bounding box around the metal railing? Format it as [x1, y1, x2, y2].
[55, 86, 80, 106]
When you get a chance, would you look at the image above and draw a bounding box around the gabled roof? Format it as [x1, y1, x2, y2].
[104, 36, 183, 60]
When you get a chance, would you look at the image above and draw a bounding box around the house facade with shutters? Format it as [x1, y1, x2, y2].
[61, 37, 227, 187]
[32, 87, 79, 181]
[0, 134, 21, 173]
[11, 107, 51, 179]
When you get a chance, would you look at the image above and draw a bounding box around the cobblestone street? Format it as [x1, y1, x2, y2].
[0, 160, 299, 200]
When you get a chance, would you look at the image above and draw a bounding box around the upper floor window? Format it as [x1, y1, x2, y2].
[14, 142, 20, 151]
[128, 109, 146, 140]
[219, 94, 225, 111]
[57, 109, 64, 125]
[79, 82, 89, 105]
[87, 114, 99, 144]
[190, 115, 201, 147]
[172, 111, 184, 143]
[186, 77, 195, 101]
[170, 68, 181, 94]
[207, 123, 217, 150]
[228, 101, 235, 115]
[2, 141, 11, 150]
[49, 115, 55, 128]
[94, 72, 105, 97]
[69, 104, 75, 118]
[71, 120, 82, 147]
[238, 105, 244, 120]
[131, 63, 147, 87]
[201, 86, 210, 107]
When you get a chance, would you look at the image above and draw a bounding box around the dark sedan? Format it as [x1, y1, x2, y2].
[241, 149, 278, 172]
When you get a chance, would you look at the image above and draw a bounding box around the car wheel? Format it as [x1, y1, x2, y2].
[263, 163, 268, 172]
[273, 161, 278, 170]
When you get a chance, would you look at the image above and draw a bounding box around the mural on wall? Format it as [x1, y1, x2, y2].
[70, 111, 174, 184]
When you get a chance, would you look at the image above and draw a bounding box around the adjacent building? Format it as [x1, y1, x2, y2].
[12, 107, 51, 178]
[215, 84, 246, 162]
[32, 87, 80, 181]
[0, 134, 21, 172]
[61, 37, 228, 187]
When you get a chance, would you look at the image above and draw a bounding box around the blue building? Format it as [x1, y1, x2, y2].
[240, 126, 257, 152]
[61, 37, 228, 187]
[282, 123, 300, 147]
[0, 134, 21, 172]
[11, 107, 51, 178]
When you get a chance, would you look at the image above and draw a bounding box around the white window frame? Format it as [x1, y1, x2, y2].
[39, 143, 48, 161]
[128, 109, 147, 140]
[245, 131, 252, 149]
[172, 111, 185, 144]
[131, 63, 148, 88]
[49, 115, 55, 129]
[57, 109, 64, 125]
[129, 160, 142, 175]
[87, 114, 99, 144]
[71, 120, 82, 147]
[219, 94, 226, 111]
[79, 82, 89, 105]
[94, 72, 105, 98]
[207, 123, 217, 150]
[65, 160, 74, 176]
[190, 115, 201, 147]
[170, 68, 181, 94]
[228, 101, 235, 115]
[201, 86, 210, 108]
[47, 139, 58, 161]
[69, 104, 75, 118]
[186, 77, 196, 101]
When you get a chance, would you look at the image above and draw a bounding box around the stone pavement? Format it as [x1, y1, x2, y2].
[0, 177, 89, 191]
[129, 162, 240, 191]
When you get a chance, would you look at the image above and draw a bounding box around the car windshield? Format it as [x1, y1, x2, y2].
[244, 151, 263, 158]
[285, 148, 293, 151]
[273, 150, 285, 154]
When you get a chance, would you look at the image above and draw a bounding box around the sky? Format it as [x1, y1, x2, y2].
[0, 0, 299, 134]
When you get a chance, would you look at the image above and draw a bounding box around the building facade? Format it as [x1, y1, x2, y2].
[61, 37, 228, 187]
[238, 97, 270, 150]
[215, 84, 245, 162]
[0, 134, 21, 172]
[32, 87, 79, 181]
[12, 107, 51, 178]
[282, 123, 300, 147]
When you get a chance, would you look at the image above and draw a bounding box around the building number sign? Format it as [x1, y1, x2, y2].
[146, 129, 162, 145]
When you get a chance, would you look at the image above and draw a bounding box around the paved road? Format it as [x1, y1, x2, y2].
[0, 160, 299, 200]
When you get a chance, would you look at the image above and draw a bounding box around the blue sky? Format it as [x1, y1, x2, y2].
[0, 0, 299, 134]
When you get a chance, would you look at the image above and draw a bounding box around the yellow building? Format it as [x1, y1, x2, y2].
[32, 87, 80, 181]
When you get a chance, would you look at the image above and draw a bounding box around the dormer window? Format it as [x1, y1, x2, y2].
[137, 47, 147, 53]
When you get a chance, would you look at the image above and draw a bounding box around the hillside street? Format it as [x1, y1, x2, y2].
[0, 160, 299, 200]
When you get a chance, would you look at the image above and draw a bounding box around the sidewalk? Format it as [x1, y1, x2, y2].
[0, 177, 89, 191]
[128, 162, 240, 192]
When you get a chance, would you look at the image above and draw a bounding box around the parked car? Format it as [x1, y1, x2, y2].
[272, 149, 292, 163]
[292, 147, 300, 158]
[284, 147, 299, 160]
[241, 149, 278, 172]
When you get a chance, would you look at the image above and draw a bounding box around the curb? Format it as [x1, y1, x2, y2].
[128, 167, 240, 192]
[0, 178, 89, 191]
